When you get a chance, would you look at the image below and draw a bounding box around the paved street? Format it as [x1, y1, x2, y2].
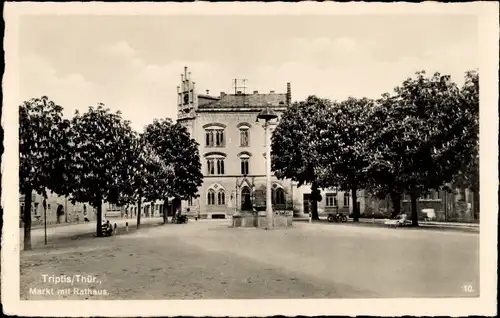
[20, 220, 479, 299]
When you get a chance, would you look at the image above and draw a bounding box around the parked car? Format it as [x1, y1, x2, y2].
[384, 214, 412, 228]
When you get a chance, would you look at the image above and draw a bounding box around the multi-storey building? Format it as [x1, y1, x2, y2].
[176, 67, 293, 218]
[174, 67, 371, 219]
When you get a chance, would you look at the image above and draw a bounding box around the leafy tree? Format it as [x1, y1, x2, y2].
[19, 96, 72, 250]
[364, 93, 408, 218]
[69, 103, 137, 236]
[314, 97, 373, 222]
[451, 70, 479, 217]
[271, 96, 332, 220]
[126, 134, 174, 228]
[143, 119, 203, 224]
[366, 71, 469, 226]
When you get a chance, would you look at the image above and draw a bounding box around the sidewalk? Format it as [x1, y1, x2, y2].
[358, 218, 479, 230]
[292, 216, 479, 232]
[20, 217, 165, 250]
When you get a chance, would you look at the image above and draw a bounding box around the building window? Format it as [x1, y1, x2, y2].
[207, 159, 215, 175]
[272, 188, 285, 205]
[206, 154, 226, 175]
[217, 190, 226, 205]
[240, 129, 249, 147]
[326, 194, 337, 207]
[205, 129, 225, 147]
[207, 190, 216, 205]
[241, 158, 249, 175]
[343, 192, 350, 207]
[188, 197, 194, 206]
[207, 158, 225, 175]
[216, 159, 225, 174]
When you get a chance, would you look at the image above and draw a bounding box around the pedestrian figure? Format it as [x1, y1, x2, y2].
[102, 220, 113, 236]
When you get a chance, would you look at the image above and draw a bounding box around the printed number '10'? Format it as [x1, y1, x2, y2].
[462, 284, 474, 293]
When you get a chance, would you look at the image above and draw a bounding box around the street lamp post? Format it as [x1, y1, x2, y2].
[42, 198, 47, 245]
[257, 105, 278, 230]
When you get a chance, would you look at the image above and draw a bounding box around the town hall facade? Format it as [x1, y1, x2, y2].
[175, 67, 362, 219]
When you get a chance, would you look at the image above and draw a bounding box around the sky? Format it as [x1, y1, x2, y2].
[19, 14, 478, 132]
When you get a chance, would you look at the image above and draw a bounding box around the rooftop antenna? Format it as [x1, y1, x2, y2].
[233, 78, 248, 95]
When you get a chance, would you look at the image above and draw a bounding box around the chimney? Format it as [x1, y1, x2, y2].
[286, 82, 291, 106]
[220, 92, 226, 97]
[270, 90, 275, 94]
[253, 90, 259, 94]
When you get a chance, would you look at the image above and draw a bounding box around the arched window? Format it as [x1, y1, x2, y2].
[205, 153, 226, 175]
[217, 190, 226, 205]
[238, 123, 251, 147]
[240, 158, 249, 175]
[204, 124, 226, 148]
[207, 189, 216, 205]
[240, 129, 249, 147]
[238, 152, 251, 176]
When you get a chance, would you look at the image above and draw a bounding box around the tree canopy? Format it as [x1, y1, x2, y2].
[19, 96, 72, 249]
[314, 97, 374, 221]
[143, 119, 203, 222]
[69, 103, 137, 236]
[364, 71, 477, 225]
[271, 95, 332, 219]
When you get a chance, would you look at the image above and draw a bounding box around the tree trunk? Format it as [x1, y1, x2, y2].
[310, 181, 320, 220]
[163, 197, 169, 224]
[96, 196, 103, 237]
[390, 192, 401, 218]
[23, 187, 32, 250]
[136, 197, 142, 229]
[410, 189, 419, 227]
[351, 187, 359, 222]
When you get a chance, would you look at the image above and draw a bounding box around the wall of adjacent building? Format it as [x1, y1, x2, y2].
[19, 190, 127, 226]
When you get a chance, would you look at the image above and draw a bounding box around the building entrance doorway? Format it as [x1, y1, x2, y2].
[241, 187, 252, 211]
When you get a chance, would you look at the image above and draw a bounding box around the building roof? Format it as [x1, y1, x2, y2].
[198, 93, 287, 109]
